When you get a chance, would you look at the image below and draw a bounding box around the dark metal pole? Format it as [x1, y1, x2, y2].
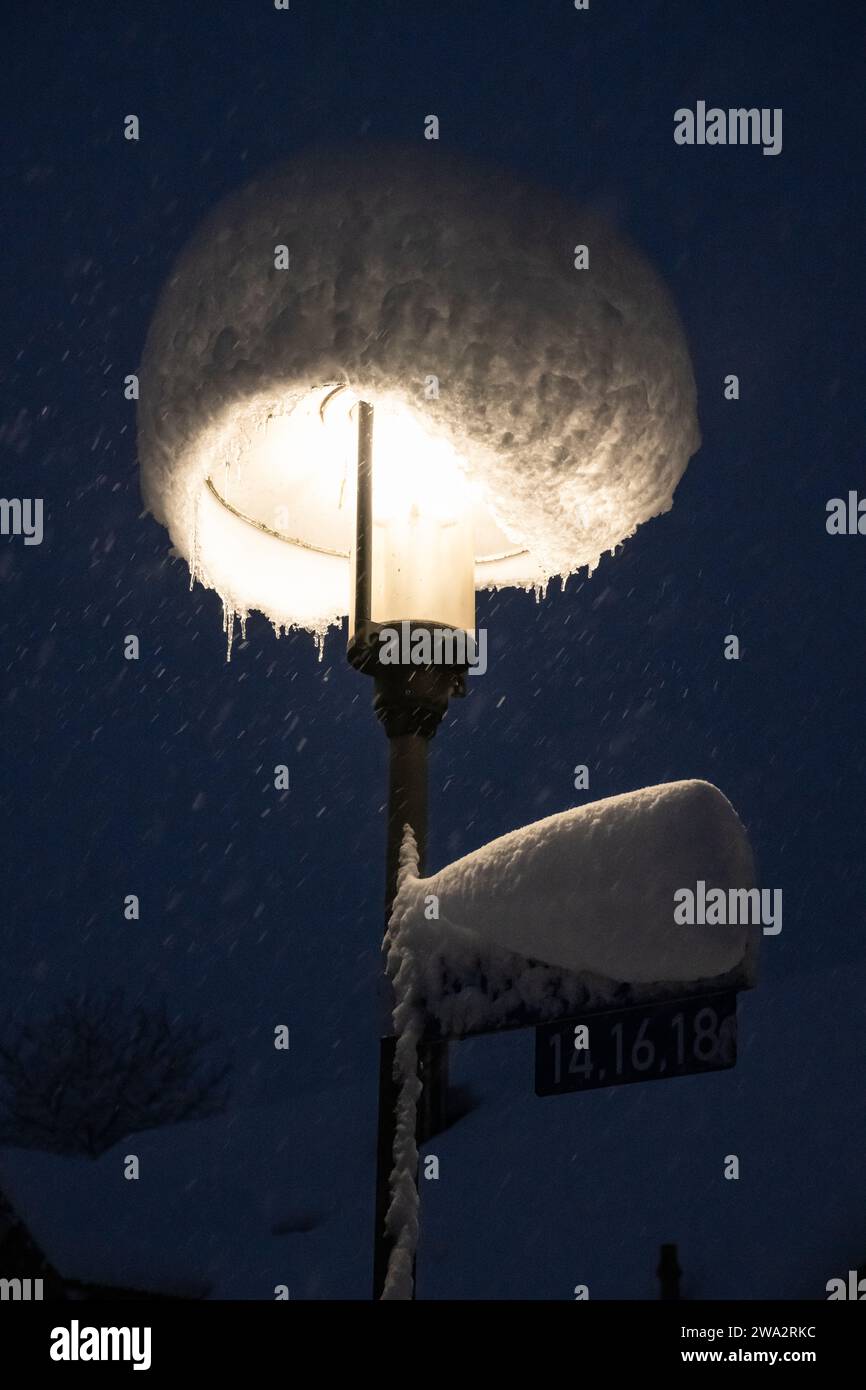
[374, 729, 451, 1297]
[385, 734, 428, 907]
[373, 731, 429, 1299]
[354, 401, 373, 635]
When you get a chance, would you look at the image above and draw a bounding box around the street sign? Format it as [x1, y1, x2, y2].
[535, 991, 737, 1097]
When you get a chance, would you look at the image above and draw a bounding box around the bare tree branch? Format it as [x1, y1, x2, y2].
[0, 991, 231, 1158]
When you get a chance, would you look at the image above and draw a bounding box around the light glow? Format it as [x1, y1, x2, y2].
[139, 156, 701, 645]
[204, 385, 518, 636]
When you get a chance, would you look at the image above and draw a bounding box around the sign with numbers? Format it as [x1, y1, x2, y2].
[535, 991, 737, 1097]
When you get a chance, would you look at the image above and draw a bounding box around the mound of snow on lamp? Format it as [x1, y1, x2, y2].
[137, 146, 700, 642]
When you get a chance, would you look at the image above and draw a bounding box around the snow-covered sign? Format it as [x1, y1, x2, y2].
[387, 779, 757, 1042]
[380, 779, 756, 1299]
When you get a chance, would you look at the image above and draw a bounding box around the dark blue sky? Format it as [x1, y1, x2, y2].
[1, 0, 864, 1298]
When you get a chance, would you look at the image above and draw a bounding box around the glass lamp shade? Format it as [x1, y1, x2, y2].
[204, 386, 493, 641]
[350, 508, 475, 636]
[346, 395, 476, 635]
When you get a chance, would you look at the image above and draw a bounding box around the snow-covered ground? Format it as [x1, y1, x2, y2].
[416, 959, 866, 1300]
[1, 956, 862, 1300]
[0, 1084, 373, 1300]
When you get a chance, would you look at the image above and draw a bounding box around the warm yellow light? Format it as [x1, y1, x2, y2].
[204, 381, 479, 636]
[316, 388, 477, 634]
[317, 386, 471, 525]
[185, 384, 524, 646]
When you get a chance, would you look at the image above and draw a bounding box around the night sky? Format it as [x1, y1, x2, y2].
[1, 0, 865, 1300]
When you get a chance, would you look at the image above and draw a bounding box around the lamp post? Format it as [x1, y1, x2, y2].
[137, 147, 701, 1301]
[345, 393, 473, 1293]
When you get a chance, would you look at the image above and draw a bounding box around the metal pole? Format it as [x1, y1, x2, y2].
[373, 689, 453, 1298]
[349, 400, 457, 1299]
[385, 734, 428, 908]
[354, 401, 373, 635]
[373, 731, 429, 1299]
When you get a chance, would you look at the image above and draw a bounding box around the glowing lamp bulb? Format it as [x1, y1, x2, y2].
[316, 389, 477, 636]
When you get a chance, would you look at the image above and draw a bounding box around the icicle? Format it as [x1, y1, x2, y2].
[380, 825, 424, 1301]
[532, 581, 544, 604]
[222, 600, 236, 662]
[314, 629, 326, 662]
[189, 493, 201, 591]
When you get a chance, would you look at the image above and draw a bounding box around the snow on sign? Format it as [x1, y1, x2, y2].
[535, 991, 737, 1097]
[388, 780, 758, 1043]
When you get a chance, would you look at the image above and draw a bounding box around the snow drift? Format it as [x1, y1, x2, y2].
[138, 145, 700, 638]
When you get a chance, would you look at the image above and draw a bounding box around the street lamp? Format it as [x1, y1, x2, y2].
[138, 147, 701, 1299]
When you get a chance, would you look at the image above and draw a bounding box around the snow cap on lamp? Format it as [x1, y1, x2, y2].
[138, 146, 701, 640]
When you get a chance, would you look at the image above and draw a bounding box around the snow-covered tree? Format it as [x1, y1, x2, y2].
[0, 991, 230, 1157]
